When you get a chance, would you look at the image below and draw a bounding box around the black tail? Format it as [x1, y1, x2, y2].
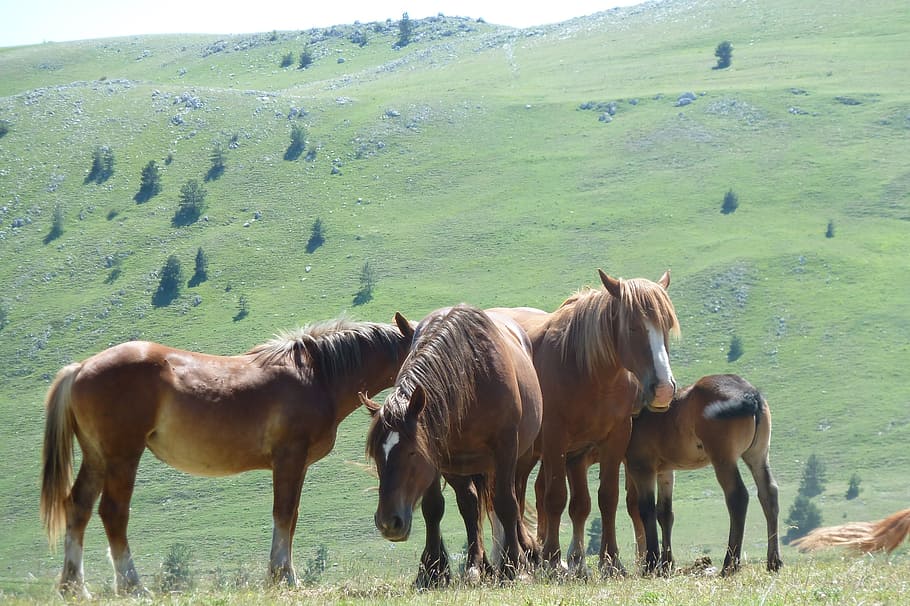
[703, 388, 764, 420]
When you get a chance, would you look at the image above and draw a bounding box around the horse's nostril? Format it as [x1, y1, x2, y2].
[390, 515, 404, 532]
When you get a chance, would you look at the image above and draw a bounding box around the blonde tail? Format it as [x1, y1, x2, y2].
[40, 363, 80, 548]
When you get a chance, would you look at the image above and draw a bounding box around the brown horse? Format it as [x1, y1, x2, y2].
[624, 373, 782, 575]
[491, 269, 679, 575]
[364, 305, 543, 585]
[40, 318, 412, 597]
[792, 508, 910, 554]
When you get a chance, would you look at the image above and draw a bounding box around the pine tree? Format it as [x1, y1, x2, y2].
[798, 454, 827, 498]
[586, 517, 602, 555]
[174, 180, 207, 226]
[784, 494, 822, 543]
[845, 473, 861, 500]
[397, 13, 413, 47]
[714, 40, 733, 69]
[136, 160, 162, 202]
[153, 255, 183, 307]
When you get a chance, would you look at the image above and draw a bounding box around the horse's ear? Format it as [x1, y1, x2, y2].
[297, 334, 320, 370]
[658, 269, 671, 290]
[406, 384, 426, 419]
[598, 269, 622, 299]
[394, 311, 415, 342]
[359, 391, 381, 416]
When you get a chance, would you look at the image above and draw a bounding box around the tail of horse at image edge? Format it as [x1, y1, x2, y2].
[792, 508, 910, 554]
[40, 362, 81, 549]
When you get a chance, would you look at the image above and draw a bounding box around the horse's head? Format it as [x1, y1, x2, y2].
[363, 385, 435, 542]
[600, 269, 680, 411]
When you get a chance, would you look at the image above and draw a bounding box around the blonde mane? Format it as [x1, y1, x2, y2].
[554, 278, 680, 378]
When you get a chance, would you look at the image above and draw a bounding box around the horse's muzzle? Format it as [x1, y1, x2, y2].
[646, 379, 676, 412]
[375, 510, 411, 542]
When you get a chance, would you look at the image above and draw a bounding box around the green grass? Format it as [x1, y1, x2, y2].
[1, 0, 909, 597]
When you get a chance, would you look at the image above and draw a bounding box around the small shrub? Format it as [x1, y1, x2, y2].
[353, 261, 376, 306]
[234, 294, 249, 321]
[300, 544, 329, 584]
[158, 543, 194, 592]
[845, 473, 861, 500]
[306, 218, 325, 253]
[714, 40, 733, 69]
[586, 517, 602, 556]
[721, 188, 739, 214]
[0, 301, 9, 330]
[826, 220, 835, 238]
[299, 47, 314, 69]
[43, 204, 64, 244]
[0, 120, 10, 138]
[727, 335, 743, 362]
[153, 255, 183, 307]
[280, 52, 294, 68]
[205, 142, 225, 181]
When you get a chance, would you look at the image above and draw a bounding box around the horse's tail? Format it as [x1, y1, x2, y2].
[791, 508, 910, 554]
[40, 362, 81, 549]
[703, 387, 765, 421]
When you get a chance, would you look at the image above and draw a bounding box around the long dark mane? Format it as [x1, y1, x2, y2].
[247, 318, 404, 384]
[368, 305, 499, 464]
[554, 278, 680, 378]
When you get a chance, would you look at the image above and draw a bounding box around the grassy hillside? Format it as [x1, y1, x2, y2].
[1, 0, 908, 595]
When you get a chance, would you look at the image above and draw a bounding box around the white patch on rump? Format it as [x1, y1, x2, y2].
[382, 431, 400, 461]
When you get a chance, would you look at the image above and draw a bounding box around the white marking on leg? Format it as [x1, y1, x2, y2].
[63, 533, 85, 582]
[382, 431, 400, 461]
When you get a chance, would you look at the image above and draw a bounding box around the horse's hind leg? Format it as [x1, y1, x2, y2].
[98, 454, 145, 594]
[743, 445, 782, 571]
[59, 458, 104, 598]
[655, 470, 675, 572]
[713, 461, 749, 576]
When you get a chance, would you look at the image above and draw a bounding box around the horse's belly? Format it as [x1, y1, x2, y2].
[146, 427, 268, 476]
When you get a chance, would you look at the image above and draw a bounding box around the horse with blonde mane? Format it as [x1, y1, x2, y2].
[40, 318, 412, 597]
[491, 269, 680, 575]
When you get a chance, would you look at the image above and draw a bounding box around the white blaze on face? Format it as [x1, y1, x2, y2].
[382, 431, 400, 461]
[646, 321, 675, 404]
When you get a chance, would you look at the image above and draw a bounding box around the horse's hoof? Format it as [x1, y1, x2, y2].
[767, 557, 783, 573]
[464, 566, 482, 586]
[59, 581, 92, 600]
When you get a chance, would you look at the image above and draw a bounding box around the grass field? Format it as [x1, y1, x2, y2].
[1, 0, 908, 598]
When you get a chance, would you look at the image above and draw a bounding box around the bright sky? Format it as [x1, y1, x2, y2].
[1, 0, 644, 48]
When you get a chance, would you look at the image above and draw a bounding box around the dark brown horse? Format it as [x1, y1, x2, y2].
[624, 374, 782, 575]
[40, 318, 412, 597]
[491, 269, 679, 575]
[364, 305, 542, 585]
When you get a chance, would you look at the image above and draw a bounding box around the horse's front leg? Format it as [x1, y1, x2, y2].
[624, 468, 647, 566]
[269, 453, 308, 587]
[416, 475, 451, 588]
[449, 474, 493, 583]
[565, 452, 593, 578]
[596, 427, 630, 577]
